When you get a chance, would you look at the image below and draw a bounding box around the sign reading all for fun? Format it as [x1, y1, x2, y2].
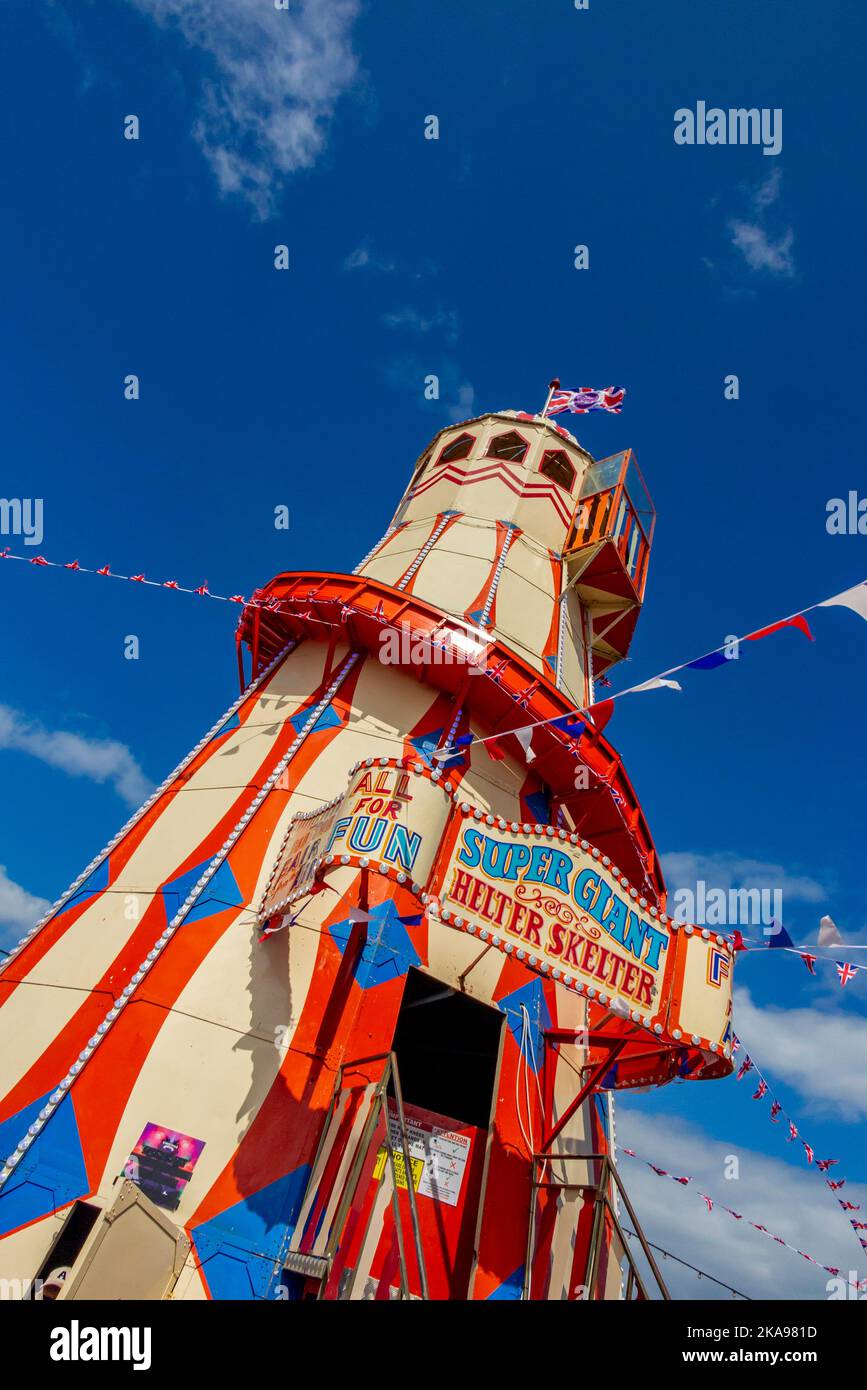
[259, 761, 452, 921]
[440, 822, 672, 1014]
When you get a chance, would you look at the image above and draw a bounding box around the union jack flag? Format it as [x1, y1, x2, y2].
[836, 961, 858, 986]
[545, 386, 626, 416]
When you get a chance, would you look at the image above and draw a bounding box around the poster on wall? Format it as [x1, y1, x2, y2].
[123, 1123, 206, 1213]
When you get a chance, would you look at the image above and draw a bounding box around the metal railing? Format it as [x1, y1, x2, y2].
[523, 1151, 670, 1301]
[281, 1050, 429, 1300]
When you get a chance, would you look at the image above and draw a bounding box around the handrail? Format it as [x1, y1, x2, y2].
[524, 1151, 670, 1301]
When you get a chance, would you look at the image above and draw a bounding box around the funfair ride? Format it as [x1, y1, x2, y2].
[0, 409, 734, 1301]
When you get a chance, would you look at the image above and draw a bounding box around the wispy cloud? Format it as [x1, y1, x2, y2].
[662, 850, 825, 906]
[726, 168, 795, 277]
[128, 0, 361, 218]
[0, 866, 49, 937]
[380, 305, 459, 343]
[0, 705, 151, 808]
[734, 985, 867, 1119]
[343, 244, 397, 273]
[728, 221, 795, 276]
[381, 354, 475, 424]
[617, 1107, 864, 1299]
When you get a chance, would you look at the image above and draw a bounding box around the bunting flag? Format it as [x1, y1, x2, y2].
[732, 1036, 862, 1262]
[622, 1147, 866, 1286]
[752, 1080, 768, 1100]
[766, 918, 795, 949]
[736, 1055, 753, 1081]
[729, 923, 865, 983]
[819, 915, 843, 948]
[818, 580, 867, 623]
[621, 676, 683, 695]
[745, 614, 814, 644]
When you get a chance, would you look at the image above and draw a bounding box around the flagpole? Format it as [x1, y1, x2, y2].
[540, 377, 560, 417]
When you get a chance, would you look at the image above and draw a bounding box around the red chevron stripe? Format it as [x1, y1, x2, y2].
[410, 463, 573, 527]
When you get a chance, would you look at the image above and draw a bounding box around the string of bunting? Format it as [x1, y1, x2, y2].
[433, 578, 867, 760]
[732, 1038, 866, 1261]
[729, 917, 864, 988]
[620, 1145, 866, 1288]
[0, 547, 253, 606]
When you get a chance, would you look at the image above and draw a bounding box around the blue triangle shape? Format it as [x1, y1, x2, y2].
[161, 856, 244, 927]
[0, 1091, 89, 1236]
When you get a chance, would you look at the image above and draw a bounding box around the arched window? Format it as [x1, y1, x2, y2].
[539, 449, 576, 491]
[486, 430, 529, 463]
[437, 433, 474, 464]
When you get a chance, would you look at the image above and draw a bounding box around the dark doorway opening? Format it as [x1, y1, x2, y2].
[34, 1200, 100, 1296]
[390, 968, 503, 1129]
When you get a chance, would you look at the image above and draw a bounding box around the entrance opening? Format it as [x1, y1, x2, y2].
[390, 968, 503, 1129]
[34, 1200, 100, 1297]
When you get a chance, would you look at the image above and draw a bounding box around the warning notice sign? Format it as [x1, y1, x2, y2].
[378, 1107, 472, 1208]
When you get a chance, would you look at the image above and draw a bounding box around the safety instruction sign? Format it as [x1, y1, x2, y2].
[376, 1109, 471, 1207]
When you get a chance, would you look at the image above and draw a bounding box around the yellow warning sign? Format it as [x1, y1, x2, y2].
[373, 1146, 424, 1190]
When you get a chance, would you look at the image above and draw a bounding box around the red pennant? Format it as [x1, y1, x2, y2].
[746, 614, 814, 643]
[30, 555, 49, 566]
[800, 952, 817, 974]
[484, 737, 507, 762]
[96, 565, 111, 576]
[130, 574, 145, 583]
[64, 560, 80, 570]
[163, 580, 179, 590]
[587, 699, 615, 734]
[730, 930, 748, 954]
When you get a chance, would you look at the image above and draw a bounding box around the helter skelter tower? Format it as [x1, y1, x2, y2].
[0, 409, 734, 1301]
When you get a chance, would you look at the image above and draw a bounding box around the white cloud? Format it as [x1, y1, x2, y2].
[728, 220, 795, 276]
[381, 354, 475, 425]
[616, 1107, 865, 1299]
[734, 986, 867, 1119]
[381, 306, 459, 342]
[128, 0, 361, 217]
[662, 850, 825, 905]
[752, 167, 783, 211]
[0, 705, 151, 809]
[0, 866, 49, 934]
[343, 244, 396, 273]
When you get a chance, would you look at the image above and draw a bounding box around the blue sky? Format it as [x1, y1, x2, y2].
[0, 0, 865, 1298]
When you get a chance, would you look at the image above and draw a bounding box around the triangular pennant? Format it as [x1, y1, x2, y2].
[746, 614, 814, 643]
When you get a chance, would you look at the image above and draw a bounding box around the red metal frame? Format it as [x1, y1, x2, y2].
[236, 568, 666, 902]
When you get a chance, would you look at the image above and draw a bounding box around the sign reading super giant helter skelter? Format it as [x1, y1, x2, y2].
[440, 820, 669, 1013]
[259, 757, 735, 1085]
